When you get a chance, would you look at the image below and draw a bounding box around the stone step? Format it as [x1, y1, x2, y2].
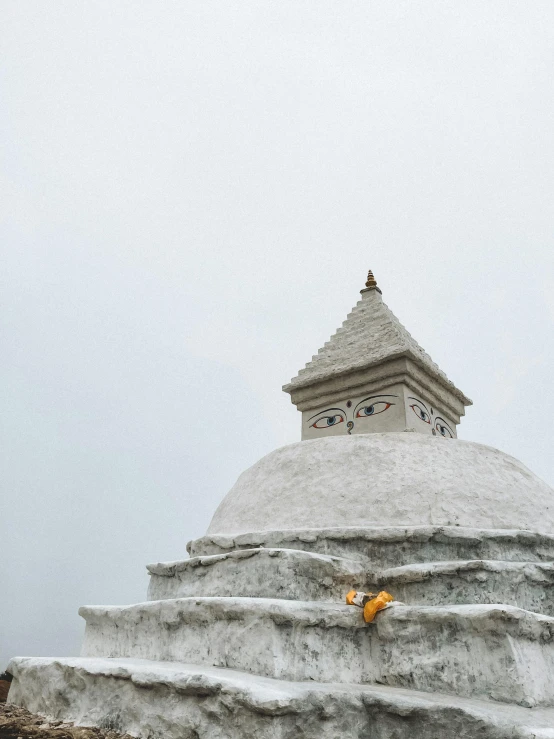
[147, 548, 367, 602]
[8, 656, 554, 739]
[188, 525, 554, 568]
[374, 560, 554, 615]
[149, 550, 554, 615]
[372, 603, 554, 707]
[79, 597, 554, 706]
[80, 597, 371, 684]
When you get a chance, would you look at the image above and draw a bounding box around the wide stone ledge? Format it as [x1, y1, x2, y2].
[374, 560, 554, 615]
[79, 597, 371, 683]
[147, 548, 367, 602]
[371, 604, 554, 706]
[7, 657, 554, 739]
[79, 597, 554, 705]
[188, 525, 554, 567]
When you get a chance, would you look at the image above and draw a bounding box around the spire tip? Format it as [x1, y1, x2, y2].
[365, 270, 377, 289]
[361, 269, 382, 295]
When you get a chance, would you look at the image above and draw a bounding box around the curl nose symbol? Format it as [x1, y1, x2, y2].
[347, 421, 354, 435]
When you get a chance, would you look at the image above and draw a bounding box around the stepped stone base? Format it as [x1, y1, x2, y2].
[8, 657, 554, 739]
[188, 526, 554, 566]
[80, 597, 371, 684]
[79, 597, 554, 706]
[10, 524, 554, 735]
[147, 548, 367, 602]
[149, 549, 554, 614]
[375, 560, 554, 614]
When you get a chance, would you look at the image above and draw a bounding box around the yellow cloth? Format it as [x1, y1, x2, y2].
[345, 589, 375, 607]
[363, 591, 394, 623]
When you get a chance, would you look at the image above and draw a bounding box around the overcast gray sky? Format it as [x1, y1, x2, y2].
[1, 2, 553, 670]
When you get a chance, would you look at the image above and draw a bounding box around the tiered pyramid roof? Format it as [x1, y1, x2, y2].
[283, 271, 471, 408]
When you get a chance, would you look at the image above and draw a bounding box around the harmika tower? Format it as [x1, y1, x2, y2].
[8, 271, 554, 738]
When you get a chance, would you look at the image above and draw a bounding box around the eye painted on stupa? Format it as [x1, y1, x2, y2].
[308, 409, 346, 430]
[434, 417, 454, 438]
[353, 395, 397, 419]
[311, 415, 345, 429]
[355, 402, 393, 418]
[408, 397, 431, 425]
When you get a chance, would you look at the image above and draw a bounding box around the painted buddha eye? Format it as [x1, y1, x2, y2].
[435, 419, 453, 438]
[312, 414, 345, 429]
[410, 404, 431, 424]
[356, 402, 392, 418]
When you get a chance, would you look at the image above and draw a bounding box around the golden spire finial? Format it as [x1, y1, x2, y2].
[365, 270, 377, 289]
[361, 269, 382, 295]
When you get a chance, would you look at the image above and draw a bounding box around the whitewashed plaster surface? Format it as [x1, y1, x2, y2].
[10, 657, 554, 739]
[76, 596, 554, 706]
[374, 560, 554, 615]
[146, 548, 554, 614]
[190, 524, 554, 564]
[79, 597, 372, 684]
[147, 547, 367, 602]
[207, 433, 554, 536]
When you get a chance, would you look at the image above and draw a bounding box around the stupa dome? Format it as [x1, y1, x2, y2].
[207, 433, 554, 536]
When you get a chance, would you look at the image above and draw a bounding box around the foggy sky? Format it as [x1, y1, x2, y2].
[1, 1, 553, 670]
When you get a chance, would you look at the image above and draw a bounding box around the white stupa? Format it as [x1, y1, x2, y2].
[8, 271, 554, 738]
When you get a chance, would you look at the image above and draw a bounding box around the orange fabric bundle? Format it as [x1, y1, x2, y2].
[362, 590, 394, 623]
[345, 589, 394, 623]
[345, 590, 374, 607]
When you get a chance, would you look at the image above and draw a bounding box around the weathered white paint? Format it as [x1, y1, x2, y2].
[10, 657, 554, 739]
[147, 547, 367, 602]
[79, 597, 372, 684]
[76, 598, 554, 705]
[189, 524, 554, 563]
[374, 560, 554, 615]
[148, 550, 554, 615]
[208, 433, 554, 536]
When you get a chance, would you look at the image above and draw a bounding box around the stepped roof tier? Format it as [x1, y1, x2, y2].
[284, 271, 472, 438]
